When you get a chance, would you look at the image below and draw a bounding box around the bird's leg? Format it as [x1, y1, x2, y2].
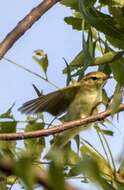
[90, 102, 102, 116]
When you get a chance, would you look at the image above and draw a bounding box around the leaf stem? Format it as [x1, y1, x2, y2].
[100, 131, 116, 172]
[2, 57, 59, 89]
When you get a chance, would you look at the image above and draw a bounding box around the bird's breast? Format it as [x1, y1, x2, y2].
[66, 87, 102, 120]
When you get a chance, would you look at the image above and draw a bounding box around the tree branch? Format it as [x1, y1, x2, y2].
[0, 104, 124, 141]
[0, 158, 79, 190]
[0, 0, 60, 58]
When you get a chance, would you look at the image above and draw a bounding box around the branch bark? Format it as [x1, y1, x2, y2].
[0, 104, 124, 141]
[0, 0, 60, 58]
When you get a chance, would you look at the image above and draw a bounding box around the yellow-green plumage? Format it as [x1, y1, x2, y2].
[19, 72, 107, 117]
[19, 71, 108, 147]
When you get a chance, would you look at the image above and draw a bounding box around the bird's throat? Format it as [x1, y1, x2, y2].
[65, 86, 103, 121]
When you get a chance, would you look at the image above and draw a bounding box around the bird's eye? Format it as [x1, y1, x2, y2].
[91, 77, 98, 80]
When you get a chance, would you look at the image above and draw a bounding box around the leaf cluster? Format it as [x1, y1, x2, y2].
[1, 0, 124, 190]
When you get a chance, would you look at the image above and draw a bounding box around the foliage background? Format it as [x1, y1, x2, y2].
[0, 0, 124, 189]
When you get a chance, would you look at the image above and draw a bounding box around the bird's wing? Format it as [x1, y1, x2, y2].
[18, 83, 80, 115]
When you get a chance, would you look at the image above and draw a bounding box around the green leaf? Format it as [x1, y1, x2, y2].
[60, 0, 79, 11]
[63, 50, 123, 73]
[79, 0, 124, 46]
[0, 121, 16, 156]
[0, 181, 8, 190]
[110, 58, 124, 85]
[63, 50, 84, 73]
[68, 163, 83, 177]
[77, 31, 95, 79]
[64, 16, 82, 30]
[101, 129, 113, 136]
[0, 103, 15, 119]
[46, 142, 80, 165]
[80, 144, 113, 178]
[48, 161, 66, 190]
[107, 35, 124, 49]
[94, 126, 114, 136]
[0, 121, 16, 133]
[108, 0, 124, 27]
[99, 0, 110, 5]
[74, 134, 80, 152]
[24, 122, 45, 160]
[96, 51, 124, 66]
[62, 144, 80, 165]
[47, 150, 66, 190]
[15, 156, 34, 190]
[80, 155, 115, 190]
[49, 124, 83, 150]
[83, 31, 94, 64]
[33, 49, 48, 76]
[110, 84, 123, 114]
[63, 58, 72, 86]
[102, 89, 110, 106]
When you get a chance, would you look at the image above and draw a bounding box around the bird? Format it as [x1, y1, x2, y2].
[19, 71, 108, 147]
[19, 71, 108, 120]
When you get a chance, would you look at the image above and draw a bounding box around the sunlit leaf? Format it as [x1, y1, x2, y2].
[63, 51, 123, 73]
[115, 156, 124, 184]
[80, 154, 115, 190]
[80, 145, 113, 179]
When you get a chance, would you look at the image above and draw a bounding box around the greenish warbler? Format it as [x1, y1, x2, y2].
[19, 71, 108, 117]
[19, 71, 108, 146]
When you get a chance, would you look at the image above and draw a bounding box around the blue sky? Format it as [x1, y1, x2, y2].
[0, 1, 81, 114]
[0, 1, 124, 190]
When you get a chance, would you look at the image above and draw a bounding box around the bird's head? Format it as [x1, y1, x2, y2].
[80, 71, 109, 89]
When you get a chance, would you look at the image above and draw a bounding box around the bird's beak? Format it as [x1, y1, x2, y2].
[108, 75, 113, 79]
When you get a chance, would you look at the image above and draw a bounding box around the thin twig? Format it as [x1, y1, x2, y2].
[101, 132, 116, 172]
[96, 128, 111, 167]
[3, 57, 59, 89]
[0, 104, 124, 141]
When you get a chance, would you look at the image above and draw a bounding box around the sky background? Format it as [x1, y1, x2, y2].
[0, 1, 124, 190]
